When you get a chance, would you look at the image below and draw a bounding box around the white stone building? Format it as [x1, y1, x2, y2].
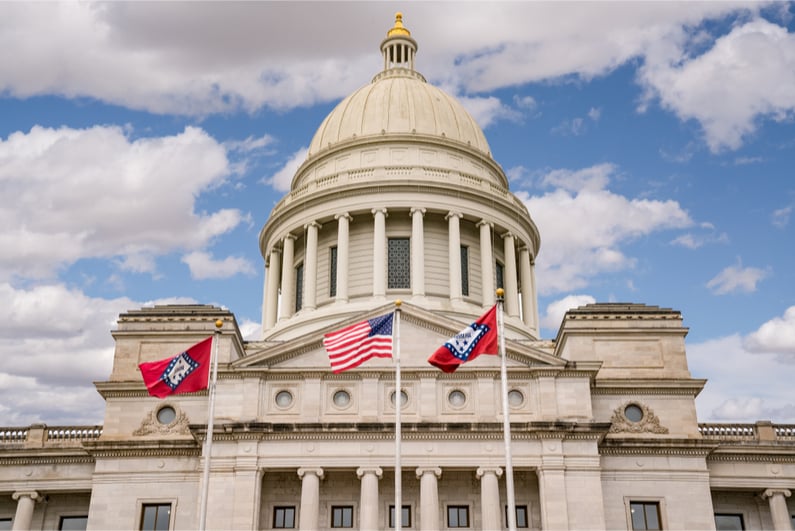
[1, 13, 793, 531]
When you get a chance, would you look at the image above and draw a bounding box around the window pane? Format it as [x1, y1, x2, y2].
[630, 503, 647, 530]
[274, 506, 296, 528]
[141, 506, 156, 531]
[0, 519, 10, 531]
[331, 506, 353, 528]
[516, 506, 528, 528]
[448, 507, 458, 527]
[141, 504, 171, 531]
[389, 506, 411, 528]
[295, 263, 304, 312]
[388, 238, 410, 289]
[645, 504, 659, 530]
[154, 506, 171, 531]
[329, 246, 337, 297]
[715, 514, 744, 530]
[495, 261, 504, 290]
[59, 516, 88, 531]
[460, 245, 469, 296]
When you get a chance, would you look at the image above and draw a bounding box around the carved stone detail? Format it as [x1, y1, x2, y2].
[609, 402, 669, 434]
[133, 404, 191, 436]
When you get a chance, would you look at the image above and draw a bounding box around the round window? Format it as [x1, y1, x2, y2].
[508, 390, 524, 407]
[624, 404, 644, 423]
[333, 390, 351, 408]
[390, 390, 408, 408]
[448, 390, 466, 408]
[275, 390, 293, 408]
[156, 406, 176, 425]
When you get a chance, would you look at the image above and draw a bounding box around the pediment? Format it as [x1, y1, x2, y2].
[234, 302, 564, 372]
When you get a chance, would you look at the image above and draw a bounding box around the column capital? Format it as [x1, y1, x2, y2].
[445, 211, 463, 220]
[297, 467, 324, 480]
[12, 491, 40, 502]
[501, 231, 515, 240]
[335, 212, 352, 222]
[476, 219, 493, 228]
[415, 466, 442, 479]
[304, 221, 322, 231]
[476, 467, 503, 479]
[371, 207, 388, 217]
[356, 466, 383, 479]
[283, 233, 297, 242]
[410, 207, 426, 216]
[761, 488, 792, 500]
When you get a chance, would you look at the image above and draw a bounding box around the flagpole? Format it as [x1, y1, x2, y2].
[198, 320, 223, 531]
[394, 300, 402, 531]
[496, 289, 517, 531]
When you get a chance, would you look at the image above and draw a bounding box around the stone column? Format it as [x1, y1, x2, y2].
[478, 220, 494, 307]
[538, 465, 568, 529]
[518, 246, 534, 328]
[411, 208, 426, 296]
[761, 489, 792, 530]
[502, 232, 519, 317]
[297, 468, 324, 531]
[477, 467, 503, 531]
[279, 234, 296, 319]
[263, 248, 281, 330]
[335, 213, 352, 303]
[11, 491, 39, 531]
[373, 208, 388, 298]
[357, 466, 383, 530]
[303, 221, 321, 310]
[530, 256, 540, 333]
[446, 212, 463, 302]
[416, 466, 442, 531]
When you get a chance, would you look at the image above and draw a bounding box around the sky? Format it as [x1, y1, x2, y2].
[1, 2, 793, 427]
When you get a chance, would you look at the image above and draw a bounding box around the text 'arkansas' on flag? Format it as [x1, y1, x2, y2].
[139, 337, 213, 399]
[323, 312, 394, 373]
[427, 305, 498, 373]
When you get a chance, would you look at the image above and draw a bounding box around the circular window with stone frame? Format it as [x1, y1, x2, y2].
[507, 389, 525, 408]
[447, 389, 467, 409]
[332, 389, 352, 410]
[390, 389, 409, 409]
[156, 405, 177, 425]
[623, 403, 645, 423]
[275, 390, 294, 409]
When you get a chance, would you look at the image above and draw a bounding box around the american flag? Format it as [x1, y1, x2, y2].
[323, 313, 394, 373]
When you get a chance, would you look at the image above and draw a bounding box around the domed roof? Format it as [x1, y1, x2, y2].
[307, 13, 491, 159]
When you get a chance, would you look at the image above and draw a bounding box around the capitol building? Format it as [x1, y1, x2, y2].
[1, 14, 793, 531]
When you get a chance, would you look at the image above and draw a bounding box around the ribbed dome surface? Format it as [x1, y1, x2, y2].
[307, 72, 491, 158]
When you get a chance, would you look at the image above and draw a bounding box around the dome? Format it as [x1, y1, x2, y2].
[306, 14, 491, 162]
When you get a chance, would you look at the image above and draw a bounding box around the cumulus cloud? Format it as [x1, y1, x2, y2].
[182, 251, 256, 280]
[518, 163, 692, 294]
[0, 125, 242, 281]
[706, 260, 769, 294]
[458, 95, 521, 128]
[744, 305, 795, 355]
[771, 206, 792, 228]
[541, 294, 596, 332]
[265, 147, 309, 192]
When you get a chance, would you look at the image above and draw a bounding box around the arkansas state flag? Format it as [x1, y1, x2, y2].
[139, 337, 213, 398]
[428, 305, 498, 373]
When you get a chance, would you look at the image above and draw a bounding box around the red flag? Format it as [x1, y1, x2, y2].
[139, 337, 213, 398]
[323, 313, 394, 373]
[428, 305, 498, 373]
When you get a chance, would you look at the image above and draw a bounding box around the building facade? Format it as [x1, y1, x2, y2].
[1, 14, 794, 531]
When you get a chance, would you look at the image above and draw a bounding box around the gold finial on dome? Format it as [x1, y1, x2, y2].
[387, 12, 411, 37]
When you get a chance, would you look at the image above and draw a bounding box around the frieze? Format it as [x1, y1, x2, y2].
[609, 402, 669, 435]
[0, 456, 94, 466]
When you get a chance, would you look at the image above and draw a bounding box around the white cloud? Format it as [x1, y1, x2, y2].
[0, 125, 241, 281]
[541, 294, 596, 332]
[706, 260, 768, 294]
[588, 107, 602, 121]
[182, 251, 256, 280]
[670, 229, 729, 249]
[772, 206, 792, 228]
[519, 164, 692, 293]
[458, 95, 521, 128]
[744, 306, 795, 355]
[639, 18, 795, 151]
[265, 147, 308, 192]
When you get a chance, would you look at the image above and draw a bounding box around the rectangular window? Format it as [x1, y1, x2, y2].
[273, 506, 296, 528]
[141, 504, 171, 531]
[331, 506, 353, 528]
[505, 505, 529, 528]
[389, 505, 411, 528]
[495, 261, 504, 290]
[388, 238, 410, 289]
[447, 506, 470, 528]
[59, 516, 88, 531]
[0, 519, 12, 531]
[460, 245, 469, 296]
[630, 501, 661, 530]
[329, 246, 338, 297]
[295, 263, 304, 312]
[714, 514, 744, 530]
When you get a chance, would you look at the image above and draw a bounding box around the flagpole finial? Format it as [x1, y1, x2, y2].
[496, 288, 505, 299]
[215, 319, 223, 329]
[395, 299, 402, 308]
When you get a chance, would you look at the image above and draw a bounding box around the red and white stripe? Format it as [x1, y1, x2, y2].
[323, 320, 393, 373]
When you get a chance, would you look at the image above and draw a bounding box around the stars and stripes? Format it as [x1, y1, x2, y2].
[323, 312, 394, 373]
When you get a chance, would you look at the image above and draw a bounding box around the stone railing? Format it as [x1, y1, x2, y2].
[699, 422, 795, 442]
[0, 425, 102, 447]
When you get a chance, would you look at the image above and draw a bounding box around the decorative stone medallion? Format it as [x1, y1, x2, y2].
[609, 402, 669, 434]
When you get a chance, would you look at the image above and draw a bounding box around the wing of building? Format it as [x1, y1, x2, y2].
[1, 13, 793, 531]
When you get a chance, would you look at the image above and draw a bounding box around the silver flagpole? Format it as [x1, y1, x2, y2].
[394, 301, 402, 531]
[199, 320, 223, 531]
[497, 290, 517, 531]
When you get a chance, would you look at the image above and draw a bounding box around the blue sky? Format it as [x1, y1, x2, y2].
[1, 2, 793, 426]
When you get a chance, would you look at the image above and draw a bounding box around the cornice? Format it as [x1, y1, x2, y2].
[82, 439, 200, 458]
[592, 379, 707, 397]
[0, 455, 95, 466]
[706, 445, 795, 463]
[600, 438, 716, 457]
